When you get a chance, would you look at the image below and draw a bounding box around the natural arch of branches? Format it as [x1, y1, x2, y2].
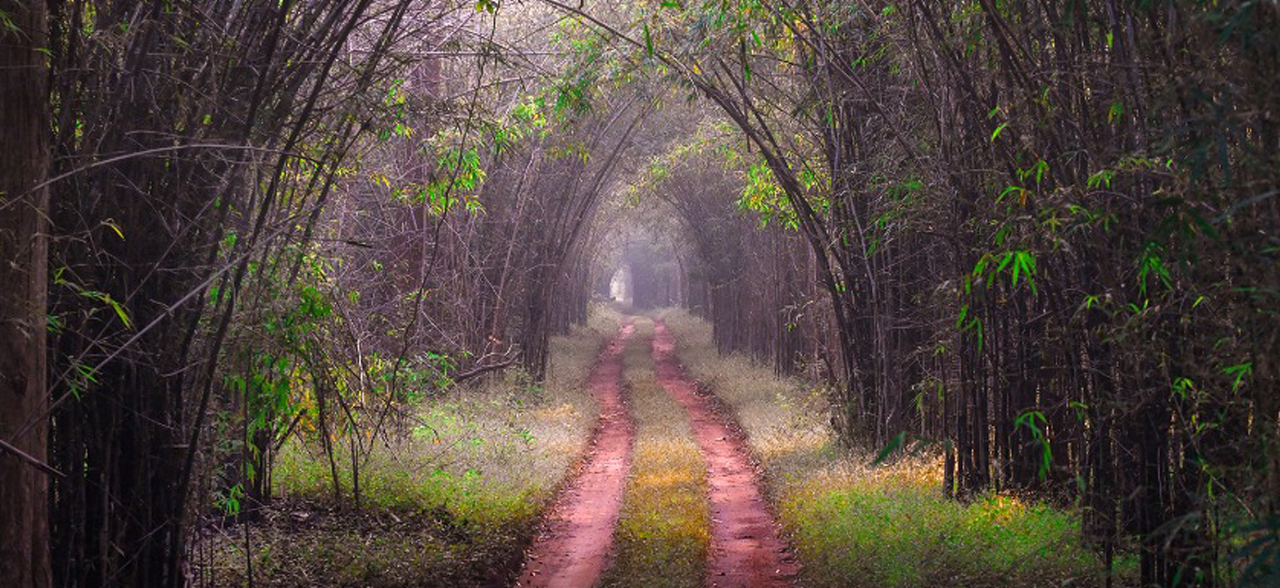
[1, 1, 1277, 588]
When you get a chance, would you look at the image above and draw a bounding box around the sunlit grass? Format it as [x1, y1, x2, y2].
[600, 319, 710, 588]
[657, 308, 1118, 588]
[781, 458, 1101, 587]
[211, 306, 623, 587]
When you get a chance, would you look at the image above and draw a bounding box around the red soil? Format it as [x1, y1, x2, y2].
[651, 320, 800, 588]
[514, 322, 636, 588]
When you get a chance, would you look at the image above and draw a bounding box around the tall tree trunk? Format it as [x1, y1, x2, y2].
[0, 1, 53, 586]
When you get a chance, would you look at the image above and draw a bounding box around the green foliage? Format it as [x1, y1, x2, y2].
[739, 162, 798, 229]
[52, 267, 133, 330]
[999, 250, 1037, 295]
[990, 122, 1009, 142]
[215, 311, 625, 586]
[1013, 411, 1051, 481]
[375, 78, 413, 142]
[547, 20, 613, 115]
[216, 483, 244, 517]
[955, 304, 984, 349]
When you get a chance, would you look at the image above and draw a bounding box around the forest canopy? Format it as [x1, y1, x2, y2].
[1, 1, 1277, 587]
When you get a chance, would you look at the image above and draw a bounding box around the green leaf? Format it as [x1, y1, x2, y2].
[103, 220, 125, 240]
[106, 297, 132, 329]
[870, 431, 907, 466]
[1009, 250, 1037, 294]
[1224, 362, 1253, 393]
[997, 185, 1025, 204]
[997, 251, 1014, 273]
[1087, 169, 1113, 189]
[1015, 411, 1052, 481]
[643, 23, 654, 56]
[1108, 102, 1124, 124]
[990, 122, 1009, 141]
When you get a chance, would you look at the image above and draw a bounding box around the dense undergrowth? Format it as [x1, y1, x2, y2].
[599, 319, 709, 588]
[206, 308, 622, 587]
[657, 309, 1128, 588]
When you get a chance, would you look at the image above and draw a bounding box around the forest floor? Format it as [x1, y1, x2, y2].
[207, 308, 1129, 588]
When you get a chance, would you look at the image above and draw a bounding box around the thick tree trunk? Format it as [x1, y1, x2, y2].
[0, 1, 53, 586]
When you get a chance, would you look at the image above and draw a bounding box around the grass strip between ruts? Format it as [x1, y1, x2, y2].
[599, 319, 710, 588]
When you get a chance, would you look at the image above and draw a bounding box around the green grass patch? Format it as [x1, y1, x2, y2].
[782, 464, 1103, 587]
[210, 307, 623, 587]
[600, 319, 710, 588]
[657, 308, 1122, 588]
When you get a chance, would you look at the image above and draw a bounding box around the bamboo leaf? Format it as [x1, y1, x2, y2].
[991, 122, 1009, 141]
[106, 297, 132, 329]
[870, 431, 907, 466]
[103, 220, 125, 240]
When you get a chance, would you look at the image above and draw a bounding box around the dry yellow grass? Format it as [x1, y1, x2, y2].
[599, 317, 710, 588]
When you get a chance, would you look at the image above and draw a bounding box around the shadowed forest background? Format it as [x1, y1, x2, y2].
[1, 0, 1278, 587]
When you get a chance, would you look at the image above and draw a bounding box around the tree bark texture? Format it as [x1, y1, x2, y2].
[0, 0, 53, 585]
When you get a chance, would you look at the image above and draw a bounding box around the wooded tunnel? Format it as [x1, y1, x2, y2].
[1, 1, 1277, 588]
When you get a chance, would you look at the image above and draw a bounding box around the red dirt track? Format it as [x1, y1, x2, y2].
[514, 322, 635, 588]
[514, 319, 797, 588]
[652, 320, 799, 588]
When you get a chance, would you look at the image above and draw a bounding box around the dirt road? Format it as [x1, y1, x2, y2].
[514, 322, 635, 587]
[652, 320, 798, 588]
[515, 319, 797, 588]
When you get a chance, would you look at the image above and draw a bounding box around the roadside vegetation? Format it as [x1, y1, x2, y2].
[657, 309, 1124, 588]
[207, 309, 621, 587]
[599, 319, 710, 588]
[4, 0, 1274, 585]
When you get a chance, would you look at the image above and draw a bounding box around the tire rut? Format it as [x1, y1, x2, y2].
[651, 320, 800, 588]
[514, 322, 636, 588]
